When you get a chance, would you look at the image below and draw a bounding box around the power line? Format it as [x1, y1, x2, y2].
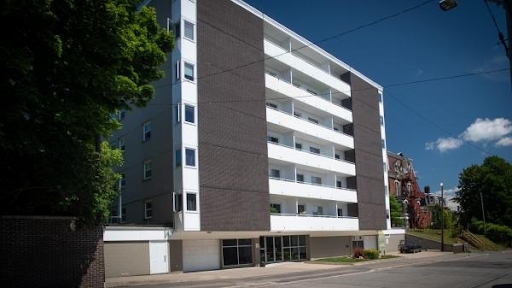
[189, 0, 436, 84]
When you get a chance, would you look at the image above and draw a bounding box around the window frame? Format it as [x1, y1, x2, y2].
[118, 137, 125, 151]
[309, 146, 320, 154]
[184, 62, 195, 82]
[143, 121, 151, 142]
[185, 148, 196, 167]
[183, 20, 194, 41]
[143, 160, 152, 180]
[186, 193, 197, 211]
[184, 104, 195, 124]
[144, 200, 153, 219]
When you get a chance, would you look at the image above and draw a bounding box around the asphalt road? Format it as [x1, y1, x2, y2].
[115, 251, 512, 288]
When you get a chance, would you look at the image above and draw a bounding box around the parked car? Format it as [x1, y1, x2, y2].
[399, 240, 421, 253]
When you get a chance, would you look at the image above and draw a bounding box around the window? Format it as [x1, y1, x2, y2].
[175, 104, 181, 123]
[267, 136, 278, 143]
[337, 208, 343, 217]
[174, 193, 183, 212]
[298, 204, 305, 214]
[295, 143, 302, 150]
[266, 102, 278, 109]
[119, 173, 126, 189]
[186, 193, 197, 211]
[309, 147, 320, 154]
[311, 176, 322, 185]
[308, 117, 319, 124]
[175, 150, 182, 167]
[382, 139, 386, 149]
[270, 203, 281, 213]
[296, 174, 304, 182]
[294, 111, 301, 118]
[379, 93, 383, 103]
[270, 169, 280, 179]
[335, 154, 340, 159]
[222, 239, 252, 266]
[184, 62, 194, 81]
[336, 181, 342, 188]
[314, 206, 323, 215]
[143, 121, 151, 141]
[118, 109, 125, 121]
[175, 60, 180, 80]
[144, 160, 152, 179]
[395, 180, 401, 197]
[184, 20, 194, 40]
[185, 148, 195, 167]
[145, 201, 153, 219]
[122, 207, 126, 222]
[380, 116, 384, 125]
[185, 104, 195, 123]
[118, 137, 125, 151]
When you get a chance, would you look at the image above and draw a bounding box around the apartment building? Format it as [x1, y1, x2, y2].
[104, 0, 402, 276]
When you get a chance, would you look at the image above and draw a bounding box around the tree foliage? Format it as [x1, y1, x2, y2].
[430, 204, 453, 229]
[454, 156, 512, 229]
[0, 0, 173, 226]
[389, 196, 403, 227]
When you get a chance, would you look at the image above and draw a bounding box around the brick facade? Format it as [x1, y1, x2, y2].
[0, 216, 104, 288]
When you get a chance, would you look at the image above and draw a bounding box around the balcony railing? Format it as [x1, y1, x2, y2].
[265, 71, 352, 113]
[267, 140, 354, 165]
[270, 212, 357, 219]
[269, 176, 355, 191]
[266, 104, 353, 140]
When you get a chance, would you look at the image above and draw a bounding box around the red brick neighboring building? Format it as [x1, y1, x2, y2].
[387, 152, 431, 229]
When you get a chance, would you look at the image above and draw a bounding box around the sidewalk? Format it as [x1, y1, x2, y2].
[105, 250, 457, 287]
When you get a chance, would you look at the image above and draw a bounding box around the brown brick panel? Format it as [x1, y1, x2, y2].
[349, 72, 387, 231]
[197, 0, 270, 231]
[0, 216, 104, 288]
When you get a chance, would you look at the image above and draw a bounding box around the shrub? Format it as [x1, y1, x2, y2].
[352, 246, 364, 258]
[470, 218, 512, 246]
[363, 249, 379, 260]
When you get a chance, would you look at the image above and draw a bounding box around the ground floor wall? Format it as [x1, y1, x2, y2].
[104, 227, 396, 276]
[104, 242, 150, 277]
[309, 236, 351, 259]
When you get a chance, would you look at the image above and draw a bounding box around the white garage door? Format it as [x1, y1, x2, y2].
[149, 241, 169, 274]
[183, 239, 220, 272]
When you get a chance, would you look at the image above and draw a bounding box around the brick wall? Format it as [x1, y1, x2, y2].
[0, 216, 104, 288]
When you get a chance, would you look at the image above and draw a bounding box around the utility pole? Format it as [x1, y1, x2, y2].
[440, 182, 444, 252]
[480, 192, 487, 234]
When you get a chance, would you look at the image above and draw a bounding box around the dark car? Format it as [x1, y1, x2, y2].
[399, 240, 421, 253]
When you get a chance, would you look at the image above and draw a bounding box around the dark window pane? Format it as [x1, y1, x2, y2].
[238, 246, 252, 264]
[291, 235, 298, 246]
[185, 105, 194, 123]
[283, 236, 290, 247]
[292, 247, 300, 260]
[185, 149, 195, 166]
[223, 247, 238, 266]
[223, 239, 237, 246]
[299, 247, 307, 259]
[299, 235, 306, 246]
[186, 193, 196, 211]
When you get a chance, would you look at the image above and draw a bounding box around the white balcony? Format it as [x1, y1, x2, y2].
[271, 214, 359, 232]
[267, 142, 356, 176]
[264, 39, 351, 96]
[265, 74, 352, 123]
[269, 178, 357, 203]
[266, 108, 354, 150]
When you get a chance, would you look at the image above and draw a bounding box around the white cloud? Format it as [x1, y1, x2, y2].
[461, 118, 512, 142]
[425, 137, 463, 153]
[496, 136, 512, 147]
[426, 118, 512, 153]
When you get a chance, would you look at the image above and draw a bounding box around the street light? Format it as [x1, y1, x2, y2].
[440, 182, 444, 252]
[480, 192, 487, 235]
[439, 0, 458, 11]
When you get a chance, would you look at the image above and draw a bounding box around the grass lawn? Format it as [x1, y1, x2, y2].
[311, 255, 398, 265]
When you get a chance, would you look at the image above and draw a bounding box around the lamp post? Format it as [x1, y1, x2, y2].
[440, 182, 444, 252]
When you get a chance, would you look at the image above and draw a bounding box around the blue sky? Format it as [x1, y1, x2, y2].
[243, 0, 512, 204]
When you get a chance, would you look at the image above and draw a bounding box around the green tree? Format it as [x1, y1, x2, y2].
[389, 196, 403, 227]
[430, 204, 453, 229]
[454, 156, 512, 229]
[0, 0, 173, 226]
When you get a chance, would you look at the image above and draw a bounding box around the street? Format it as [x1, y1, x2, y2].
[111, 251, 512, 288]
